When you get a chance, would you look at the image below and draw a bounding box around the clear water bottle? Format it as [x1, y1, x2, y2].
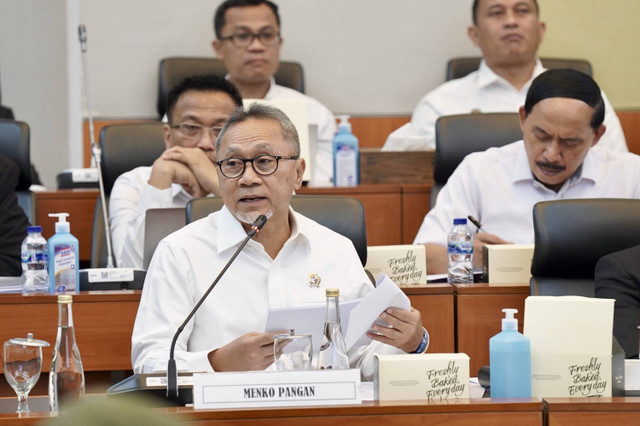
[317, 288, 350, 370]
[21, 226, 49, 293]
[447, 218, 473, 283]
[49, 295, 85, 412]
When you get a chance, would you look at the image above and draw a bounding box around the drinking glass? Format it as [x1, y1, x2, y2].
[3, 333, 49, 413]
[274, 329, 313, 371]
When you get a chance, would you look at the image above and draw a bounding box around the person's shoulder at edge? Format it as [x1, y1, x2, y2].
[589, 144, 640, 162]
[112, 166, 153, 190]
[292, 209, 351, 245]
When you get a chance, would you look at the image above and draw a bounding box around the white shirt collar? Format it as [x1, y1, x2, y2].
[216, 204, 309, 254]
[477, 57, 544, 91]
[510, 140, 595, 190]
[264, 76, 277, 99]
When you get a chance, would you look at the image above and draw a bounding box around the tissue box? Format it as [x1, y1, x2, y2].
[365, 245, 427, 286]
[524, 296, 623, 397]
[374, 353, 469, 401]
[482, 244, 534, 285]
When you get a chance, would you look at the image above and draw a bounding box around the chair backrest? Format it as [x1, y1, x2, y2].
[530, 199, 640, 297]
[99, 123, 166, 195]
[157, 57, 305, 117]
[446, 57, 593, 81]
[143, 207, 186, 270]
[431, 113, 522, 207]
[91, 122, 166, 267]
[186, 195, 368, 266]
[0, 119, 34, 222]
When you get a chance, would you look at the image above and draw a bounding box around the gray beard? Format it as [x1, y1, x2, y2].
[236, 209, 273, 225]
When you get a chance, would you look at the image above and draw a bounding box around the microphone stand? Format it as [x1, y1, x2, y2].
[166, 214, 268, 399]
[78, 24, 115, 268]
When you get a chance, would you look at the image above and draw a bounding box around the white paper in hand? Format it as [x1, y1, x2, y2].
[344, 274, 411, 350]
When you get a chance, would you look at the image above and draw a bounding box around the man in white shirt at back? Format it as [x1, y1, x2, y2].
[109, 75, 242, 269]
[383, 0, 627, 153]
[415, 69, 640, 274]
[212, 0, 337, 184]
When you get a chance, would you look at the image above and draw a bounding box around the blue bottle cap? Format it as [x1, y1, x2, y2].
[27, 225, 42, 233]
[453, 218, 467, 225]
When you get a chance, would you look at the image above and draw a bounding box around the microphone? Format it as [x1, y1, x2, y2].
[166, 214, 268, 399]
[77, 25, 144, 290]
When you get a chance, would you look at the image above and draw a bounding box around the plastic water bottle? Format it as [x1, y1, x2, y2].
[489, 308, 531, 398]
[21, 225, 49, 293]
[447, 218, 473, 283]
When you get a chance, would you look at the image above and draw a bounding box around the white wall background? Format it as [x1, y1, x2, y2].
[0, 0, 484, 187]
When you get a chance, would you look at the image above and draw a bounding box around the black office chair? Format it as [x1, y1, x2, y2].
[431, 113, 522, 207]
[157, 57, 305, 117]
[186, 195, 368, 267]
[530, 199, 640, 297]
[0, 119, 34, 223]
[90, 123, 166, 268]
[446, 57, 593, 81]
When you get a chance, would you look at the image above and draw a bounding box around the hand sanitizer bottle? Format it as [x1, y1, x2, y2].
[332, 115, 359, 187]
[47, 213, 79, 293]
[489, 308, 531, 398]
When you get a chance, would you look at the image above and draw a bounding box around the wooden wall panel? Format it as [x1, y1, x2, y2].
[618, 111, 640, 155]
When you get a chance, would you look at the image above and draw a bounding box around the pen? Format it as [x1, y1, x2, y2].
[467, 215, 485, 233]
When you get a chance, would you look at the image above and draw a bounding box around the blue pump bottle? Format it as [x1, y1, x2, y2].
[489, 308, 531, 398]
[47, 213, 79, 293]
[332, 115, 359, 187]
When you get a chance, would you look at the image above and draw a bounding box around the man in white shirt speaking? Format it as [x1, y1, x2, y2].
[415, 69, 640, 274]
[132, 104, 428, 380]
[109, 74, 242, 269]
[383, 0, 627, 153]
[212, 0, 337, 184]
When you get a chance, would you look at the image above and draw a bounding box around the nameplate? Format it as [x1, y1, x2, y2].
[193, 369, 361, 409]
[365, 245, 427, 286]
[145, 375, 193, 387]
[374, 353, 469, 401]
[70, 168, 99, 182]
[87, 268, 134, 283]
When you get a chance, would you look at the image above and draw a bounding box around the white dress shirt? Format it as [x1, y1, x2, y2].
[109, 166, 192, 269]
[414, 141, 640, 247]
[131, 206, 402, 379]
[264, 77, 337, 184]
[383, 59, 628, 152]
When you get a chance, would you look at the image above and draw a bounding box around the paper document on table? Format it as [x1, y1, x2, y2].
[265, 274, 411, 353]
[344, 275, 411, 350]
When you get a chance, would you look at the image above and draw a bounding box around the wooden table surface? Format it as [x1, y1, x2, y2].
[0, 395, 543, 425]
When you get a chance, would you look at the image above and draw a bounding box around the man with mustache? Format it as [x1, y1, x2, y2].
[383, 0, 627, 152]
[415, 69, 640, 274]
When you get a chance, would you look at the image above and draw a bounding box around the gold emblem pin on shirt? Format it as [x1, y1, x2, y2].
[308, 273, 321, 288]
